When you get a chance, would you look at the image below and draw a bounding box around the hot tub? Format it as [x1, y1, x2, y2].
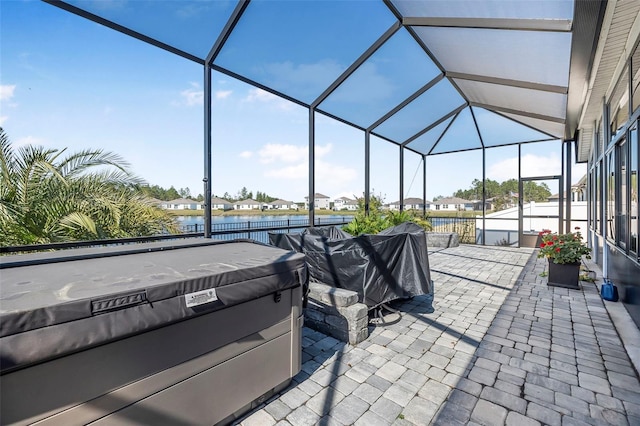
[0, 239, 306, 425]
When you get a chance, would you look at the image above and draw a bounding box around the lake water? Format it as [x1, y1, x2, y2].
[176, 214, 353, 244]
[176, 214, 352, 226]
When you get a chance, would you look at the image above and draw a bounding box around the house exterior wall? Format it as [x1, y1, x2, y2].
[171, 203, 197, 210]
[211, 198, 233, 210]
[586, 25, 640, 328]
[404, 203, 424, 210]
[334, 198, 356, 211]
[235, 204, 259, 210]
[315, 197, 330, 209]
[305, 196, 330, 210]
[212, 203, 232, 210]
[438, 204, 458, 211]
[344, 203, 358, 211]
[269, 203, 298, 210]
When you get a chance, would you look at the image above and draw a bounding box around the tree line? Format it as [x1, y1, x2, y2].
[140, 185, 198, 201]
[140, 185, 278, 203]
[220, 187, 278, 203]
[452, 178, 551, 210]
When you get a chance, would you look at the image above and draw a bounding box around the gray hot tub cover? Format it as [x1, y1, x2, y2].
[0, 239, 307, 373]
[269, 222, 432, 308]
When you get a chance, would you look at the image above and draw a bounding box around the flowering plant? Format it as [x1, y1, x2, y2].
[537, 228, 591, 264]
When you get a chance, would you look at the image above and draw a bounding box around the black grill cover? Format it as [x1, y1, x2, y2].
[269, 222, 432, 308]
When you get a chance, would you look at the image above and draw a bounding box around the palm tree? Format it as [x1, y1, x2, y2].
[0, 127, 179, 246]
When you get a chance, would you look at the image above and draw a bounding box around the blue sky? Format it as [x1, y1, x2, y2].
[1, 1, 585, 203]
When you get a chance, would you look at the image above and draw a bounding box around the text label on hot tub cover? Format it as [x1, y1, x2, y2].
[185, 289, 218, 308]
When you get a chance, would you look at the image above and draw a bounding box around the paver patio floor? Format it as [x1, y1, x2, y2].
[237, 245, 640, 426]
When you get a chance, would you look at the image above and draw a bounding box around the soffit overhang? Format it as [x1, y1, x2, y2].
[577, 0, 640, 163]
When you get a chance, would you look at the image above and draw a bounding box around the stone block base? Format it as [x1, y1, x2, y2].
[305, 282, 369, 344]
[427, 232, 460, 248]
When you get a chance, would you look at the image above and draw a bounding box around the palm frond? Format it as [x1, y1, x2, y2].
[59, 212, 98, 238]
[58, 149, 132, 179]
[1, 129, 177, 245]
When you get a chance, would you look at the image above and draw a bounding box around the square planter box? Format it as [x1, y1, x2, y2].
[548, 261, 581, 289]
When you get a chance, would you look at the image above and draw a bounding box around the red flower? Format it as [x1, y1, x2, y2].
[537, 229, 591, 264]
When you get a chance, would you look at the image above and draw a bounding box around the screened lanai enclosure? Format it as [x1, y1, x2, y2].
[40, 0, 600, 247]
[6, 3, 640, 425]
[13, 1, 640, 323]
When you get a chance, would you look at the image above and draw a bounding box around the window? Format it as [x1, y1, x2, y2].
[607, 150, 615, 241]
[632, 40, 640, 113]
[590, 166, 595, 232]
[617, 139, 628, 249]
[596, 162, 601, 233]
[609, 66, 630, 143]
[631, 124, 638, 256]
[595, 120, 602, 159]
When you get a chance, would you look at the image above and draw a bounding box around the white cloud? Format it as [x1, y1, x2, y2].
[176, 3, 211, 19]
[261, 59, 345, 101]
[257, 143, 334, 165]
[488, 153, 561, 181]
[258, 143, 308, 164]
[215, 90, 232, 99]
[264, 159, 356, 187]
[14, 135, 46, 148]
[322, 62, 395, 104]
[571, 163, 587, 184]
[257, 142, 357, 187]
[487, 157, 519, 181]
[0, 85, 16, 101]
[265, 163, 307, 179]
[0, 116, 8, 126]
[315, 160, 357, 186]
[173, 82, 203, 107]
[245, 88, 278, 103]
[239, 150, 252, 159]
[315, 144, 332, 158]
[243, 88, 292, 111]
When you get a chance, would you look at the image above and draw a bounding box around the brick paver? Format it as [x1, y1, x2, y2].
[236, 245, 640, 425]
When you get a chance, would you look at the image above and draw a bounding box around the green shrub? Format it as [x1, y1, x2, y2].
[342, 194, 431, 236]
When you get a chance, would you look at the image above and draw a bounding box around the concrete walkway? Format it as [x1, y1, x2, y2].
[237, 245, 640, 426]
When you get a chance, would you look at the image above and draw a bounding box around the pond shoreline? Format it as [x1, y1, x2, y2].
[168, 209, 356, 217]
